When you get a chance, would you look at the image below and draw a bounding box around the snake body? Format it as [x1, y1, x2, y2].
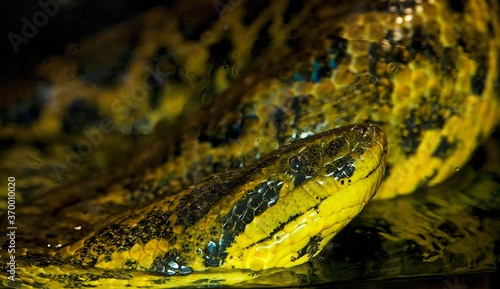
[1, 0, 499, 287]
[57, 124, 386, 273]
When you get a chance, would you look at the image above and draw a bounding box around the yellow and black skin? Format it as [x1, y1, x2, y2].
[57, 124, 386, 273]
[4, 124, 387, 288]
[0, 0, 499, 288]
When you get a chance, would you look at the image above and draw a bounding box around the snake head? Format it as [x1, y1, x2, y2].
[220, 123, 387, 270]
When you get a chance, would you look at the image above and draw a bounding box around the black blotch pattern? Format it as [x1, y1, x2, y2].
[369, 33, 410, 76]
[251, 20, 272, 60]
[401, 106, 446, 156]
[62, 100, 100, 134]
[289, 145, 320, 188]
[198, 116, 243, 147]
[312, 54, 335, 82]
[294, 235, 322, 261]
[440, 48, 458, 75]
[324, 138, 346, 158]
[327, 35, 348, 66]
[432, 136, 457, 159]
[289, 154, 310, 188]
[293, 172, 306, 188]
[487, 21, 495, 38]
[287, 33, 347, 82]
[225, 122, 243, 141]
[242, 1, 271, 25]
[448, 0, 466, 12]
[273, 107, 289, 145]
[370, 25, 441, 77]
[437, 222, 464, 239]
[408, 27, 438, 60]
[425, 96, 446, 129]
[471, 56, 488, 96]
[470, 145, 488, 171]
[401, 109, 422, 156]
[146, 47, 170, 109]
[218, 180, 282, 260]
[456, 37, 469, 54]
[283, 1, 306, 24]
[290, 94, 312, 132]
[302, 145, 321, 168]
[124, 259, 137, 268]
[209, 38, 233, 69]
[353, 146, 364, 157]
[324, 156, 355, 180]
[192, 278, 225, 285]
[179, 12, 219, 41]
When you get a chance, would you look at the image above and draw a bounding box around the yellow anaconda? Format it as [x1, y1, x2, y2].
[4, 124, 387, 288]
[0, 0, 499, 288]
[57, 124, 386, 272]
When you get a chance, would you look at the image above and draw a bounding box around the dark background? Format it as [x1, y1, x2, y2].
[1, 0, 166, 82]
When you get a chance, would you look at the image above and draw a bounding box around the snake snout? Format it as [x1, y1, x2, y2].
[365, 123, 388, 156]
[349, 123, 388, 156]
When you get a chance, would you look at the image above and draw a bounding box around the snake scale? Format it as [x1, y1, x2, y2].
[1, 0, 500, 288]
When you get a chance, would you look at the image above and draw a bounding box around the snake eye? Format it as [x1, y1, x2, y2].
[289, 155, 307, 171]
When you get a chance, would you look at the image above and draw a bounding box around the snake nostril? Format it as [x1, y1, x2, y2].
[354, 124, 370, 137]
